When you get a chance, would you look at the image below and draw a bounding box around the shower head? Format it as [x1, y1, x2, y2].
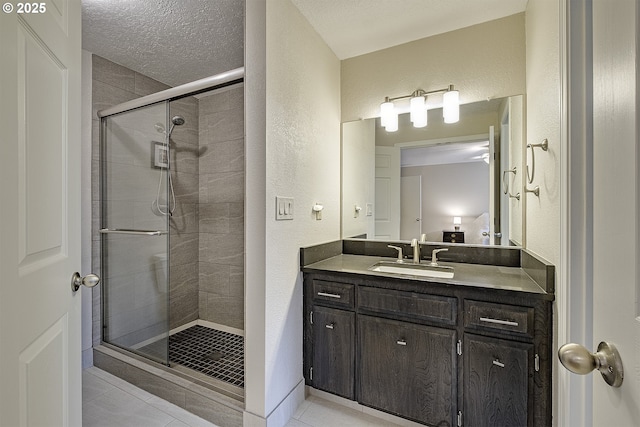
[167, 116, 185, 137]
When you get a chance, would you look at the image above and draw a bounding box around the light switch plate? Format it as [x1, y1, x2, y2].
[366, 203, 373, 216]
[276, 196, 294, 220]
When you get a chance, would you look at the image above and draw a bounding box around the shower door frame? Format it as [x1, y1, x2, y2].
[96, 67, 245, 366]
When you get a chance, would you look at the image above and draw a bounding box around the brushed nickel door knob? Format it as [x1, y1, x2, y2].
[558, 341, 623, 387]
[71, 272, 100, 292]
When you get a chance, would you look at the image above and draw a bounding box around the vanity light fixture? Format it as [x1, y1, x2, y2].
[380, 85, 459, 132]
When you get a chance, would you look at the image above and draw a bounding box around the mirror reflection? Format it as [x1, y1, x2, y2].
[342, 95, 524, 246]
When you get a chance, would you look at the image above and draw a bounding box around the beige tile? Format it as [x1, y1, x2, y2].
[202, 108, 244, 143]
[147, 396, 219, 427]
[82, 369, 115, 403]
[199, 171, 244, 204]
[198, 262, 230, 295]
[285, 419, 312, 427]
[199, 138, 244, 174]
[170, 202, 199, 235]
[199, 233, 243, 266]
[92, 55, 135, 93]
[92, 80, 137, 119]
[170, 143, 200, 175]
[134, 72, 170, 97]
[184, 389, 243, 427]
[299, 397, 400, 427]
[173, 171, 200, 204]
[199, 203, 230, 234]
[199, 90, 229, 116]
[229, 265, 244, 299]
[203, 294, 243, 329]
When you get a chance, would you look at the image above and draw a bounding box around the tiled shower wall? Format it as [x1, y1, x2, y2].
[91, 55, 245, 346]
[197, 88, 245, 330]
[91, 55, 199, 345]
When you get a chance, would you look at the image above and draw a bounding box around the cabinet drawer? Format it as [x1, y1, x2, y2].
[464, 300, 534, 338]
[359, 287, 456, 325]
[312, 280, 355, 309]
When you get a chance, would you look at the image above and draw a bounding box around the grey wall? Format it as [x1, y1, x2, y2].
[197, 87, 245, 330]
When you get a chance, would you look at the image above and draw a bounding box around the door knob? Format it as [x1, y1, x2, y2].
[558, 341, 623, 387]
[71, 272, 100, 292]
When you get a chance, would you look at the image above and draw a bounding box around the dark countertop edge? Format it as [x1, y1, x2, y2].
[302, 255, 555, 301]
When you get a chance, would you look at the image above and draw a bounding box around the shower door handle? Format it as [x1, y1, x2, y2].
[71, 272, 100, 292]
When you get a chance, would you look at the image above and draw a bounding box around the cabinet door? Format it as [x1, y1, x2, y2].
[312, 306, 355, 399]
[358, 315, 457, 426]
[463, 334, 533, 427]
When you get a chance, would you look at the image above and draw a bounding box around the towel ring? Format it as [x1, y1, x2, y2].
[526, 139, 549, 184]
[502, 167, 517, 195]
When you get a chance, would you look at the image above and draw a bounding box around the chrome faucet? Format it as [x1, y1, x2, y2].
[430, 248, 448, 266]
[411, 239, 421, 264]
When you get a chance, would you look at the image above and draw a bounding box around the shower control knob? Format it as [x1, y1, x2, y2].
[71, 272, 100, 292]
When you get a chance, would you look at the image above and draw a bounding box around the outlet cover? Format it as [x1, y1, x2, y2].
[276, 196, 294, 220]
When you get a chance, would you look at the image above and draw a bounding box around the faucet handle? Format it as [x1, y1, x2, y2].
[388, 245, 404, 262]
[420, 234, 427, 243]
[431, 248, 449, 265]
[411, 238, 418, 247]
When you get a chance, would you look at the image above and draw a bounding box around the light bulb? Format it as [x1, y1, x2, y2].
[385, 111, 398, 132]
[410, 96, 427, 128]
[443, 89, 459, 123]
[380, 101, 394, 128]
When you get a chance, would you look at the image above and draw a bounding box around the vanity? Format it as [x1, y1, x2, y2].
[301, 241, 554, 427]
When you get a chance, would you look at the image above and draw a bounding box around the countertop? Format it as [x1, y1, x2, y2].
[302, 254, 551, 296]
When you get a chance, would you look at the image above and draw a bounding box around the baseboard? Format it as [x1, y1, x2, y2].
[243, 379, 305, 427]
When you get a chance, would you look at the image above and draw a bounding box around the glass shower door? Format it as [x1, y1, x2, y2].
[100, 102, 171, 365]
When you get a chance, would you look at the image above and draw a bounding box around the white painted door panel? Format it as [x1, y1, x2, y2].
[590, 0, 640, 424]
[375, 146, 400, 240]
[0, 2, 82, 426]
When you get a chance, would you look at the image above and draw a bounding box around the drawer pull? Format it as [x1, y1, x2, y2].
[396, 339, 407, 346]
[493, 360, 505, 368]
[317, 292, 342, 299]
[479, 317, 519, 327]
[325, 323, 334, 329]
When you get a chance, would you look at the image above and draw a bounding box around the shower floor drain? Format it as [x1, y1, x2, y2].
[169, 325, 244, 388]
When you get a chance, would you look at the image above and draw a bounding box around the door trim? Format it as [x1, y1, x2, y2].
[559, 0, 594, 425]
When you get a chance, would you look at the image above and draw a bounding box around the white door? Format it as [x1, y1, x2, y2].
[591, 0, 639, 423]
[400, 175, 421, 240]
[562, 0, 640, 424]
[374, 146, 400, 240]
[0, 2, 83, 426]
[488, 125, 498, 244]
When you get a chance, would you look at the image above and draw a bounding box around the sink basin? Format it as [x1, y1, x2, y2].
[368, 261, 454, 279]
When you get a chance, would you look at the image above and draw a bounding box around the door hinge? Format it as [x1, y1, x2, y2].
[457, 410, 463, 426]
[457, 340, 462, 355]
[310, 311, 313, 325]
[310, 367, 313, 381]
[535, 353, 540, 372]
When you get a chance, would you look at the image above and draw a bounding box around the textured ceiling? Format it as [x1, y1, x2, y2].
[82, 0, 244, 87]
[82, 0, 526, 88]
[290, 0, 528, 59]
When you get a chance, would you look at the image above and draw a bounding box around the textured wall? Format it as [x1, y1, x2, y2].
[91, 55, 199, 346]
[259, 0, 341, 417]
[197, 86, 245, 330]
[524, 0, 561, 266]
[341, 13, 526, 122]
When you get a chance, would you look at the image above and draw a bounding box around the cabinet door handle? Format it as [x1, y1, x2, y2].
[480, 316, 519, 327]
[493, 360, 505, 368]
[325, 323, 334, 329]
[317, 292, 341, 299]
[396, 339, 407, 346]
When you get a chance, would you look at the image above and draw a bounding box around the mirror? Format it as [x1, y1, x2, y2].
[342, 95, 524, 246]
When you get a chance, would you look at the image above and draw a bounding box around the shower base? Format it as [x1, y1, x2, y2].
[169, 325, 244, 388]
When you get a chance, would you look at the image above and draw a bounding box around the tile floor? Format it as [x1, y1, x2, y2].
[83, 367, 402, 427]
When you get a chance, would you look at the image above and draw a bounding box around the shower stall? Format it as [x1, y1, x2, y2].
[95, 67, 246, 406]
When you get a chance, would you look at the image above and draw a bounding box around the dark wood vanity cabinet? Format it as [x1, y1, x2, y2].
[358, 315, 457, 426]
[310, 306, 355, 399]
[303, 272, 552, 426]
